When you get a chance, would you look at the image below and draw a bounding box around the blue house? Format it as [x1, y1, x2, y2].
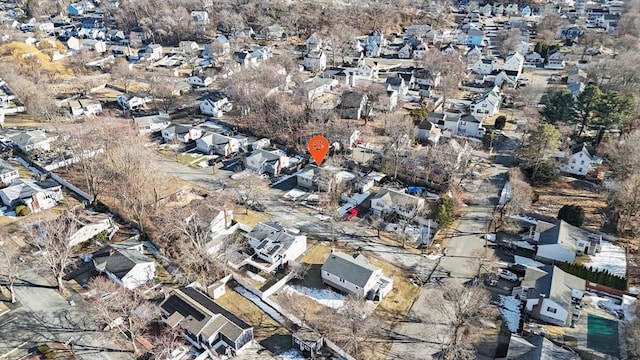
[561, 27, 583, 40]
[521, 5, 532, 16]
[67, 3, 83, 16]
[465, 28, 483, 46]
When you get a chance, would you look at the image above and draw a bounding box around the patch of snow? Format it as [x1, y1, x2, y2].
[275, 349, 306, 359]
[629, 287, 640, 295]
[498, 295, 522, 333]
[286, 285, 346, 309]
[513, 255, 545, 268]
[623, 295, 637, 323]
[284, 188, 306, 201]
[234, 286, 286, 324]
[507, 240, 535, 250]
[13, 156, 43, 175]
[424, 253, 443, 260]
[584, 241, 627, 278]
[246, 271, 266, 283]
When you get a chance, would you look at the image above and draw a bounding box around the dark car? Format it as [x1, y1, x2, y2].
[508, 263, 527, 275]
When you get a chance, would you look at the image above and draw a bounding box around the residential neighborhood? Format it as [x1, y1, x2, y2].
[0, 0, 638, 360]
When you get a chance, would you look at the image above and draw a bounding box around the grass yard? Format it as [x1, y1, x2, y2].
[215, 286, 292, 353]
[234, 210, 270, 228]
[0, 42, 71, 75]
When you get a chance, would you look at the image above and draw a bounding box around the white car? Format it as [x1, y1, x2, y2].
[497, 269, 519, 282]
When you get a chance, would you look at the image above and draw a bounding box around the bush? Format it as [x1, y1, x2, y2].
[15, 205, 31, 216]
[556, 262, 627, 290]
[435, 194, 455, 228]
[495, 115, 507, 130]
[558, 204, 586, 227]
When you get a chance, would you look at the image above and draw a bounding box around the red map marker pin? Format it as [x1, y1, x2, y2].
[308, 135, 330, 165]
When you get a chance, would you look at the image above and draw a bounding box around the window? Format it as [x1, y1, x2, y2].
[547, 307, 557, 314]
[581, 160, 585, 164]
[579, 168, 583, 173]
[572, 159, 576, 163]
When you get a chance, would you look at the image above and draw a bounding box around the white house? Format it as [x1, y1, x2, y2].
[503, 52, 525, 75]
[92, 238, 156, 290]
[557, 143, 594, 176]
[321, 251, 393, 300]
[68, 98, 102, 117]
[546, 50, 566, 69]
[196, 132, 246, 156]
[416, 120, 442, 144]
[473, 58, 495, 75]
[116, 93, 152, 110]
[9, 130, 52, 152]
[356, 59, 380, 80]
[0, 178, 63, 213]
[144, 44, 163, 60]
[306, 33, 322, 52]
[446, 114, 486, 138]
[161, 125, 203, 143]
[0, 160, 19, 185]
[514, 265, 585, 326]
[244, 221, 307, 273]
[295, 77, 337, 101]
[245, 148, 290, 176]
[470, 86, 501, 118]
[529, 219, 602, 264]
[133, 113, 171, 134]
[188, 76, 213, 88]
[199, 92, 232, 118]
[370, 188, 425, 218]
[69, 214, 118, 247]
[303, 50, 327, 72]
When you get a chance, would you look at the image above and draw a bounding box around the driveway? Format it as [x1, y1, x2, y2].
[0, 266, 133, 360]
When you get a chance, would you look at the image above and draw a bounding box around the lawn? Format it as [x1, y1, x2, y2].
[215, 286, 292, 353]
[234, 210, 270, 228]
[587, 313, 619, 358]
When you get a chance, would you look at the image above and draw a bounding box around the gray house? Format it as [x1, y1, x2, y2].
[321, 251, 393, 300]
[336, 92, 367, 120]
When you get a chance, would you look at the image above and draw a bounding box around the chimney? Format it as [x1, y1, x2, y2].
[531, 294, 545, 319]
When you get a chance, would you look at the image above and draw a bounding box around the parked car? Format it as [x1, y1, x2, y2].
[508, 263, 527, 275]
[497, 269, 519, 282]
[343, 207, 359, 221]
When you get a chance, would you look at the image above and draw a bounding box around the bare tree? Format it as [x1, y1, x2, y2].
[289, 261, 310, 280]
[150, 81, 180, 114]
[498, 168, 533, 228]
[86, 277, 159, 354]
[430, 280, 496, 360]
[0, 243, 19, 303]
[496, 28, 523, 57]
[111, 59, 135, 94]
[381, 114, 414, 179]
[335, 296, 383, 359]
[26, 212, 80, 293]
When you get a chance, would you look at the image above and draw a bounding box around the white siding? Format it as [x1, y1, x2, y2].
[536, 244, 576, 263]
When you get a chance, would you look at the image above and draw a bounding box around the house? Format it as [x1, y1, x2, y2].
[161, 287, 254, 355]
[398, 44, 412, 59]
[178, 41, 200, 56]
[546, 50, 566, 69]
[306, 33, 322, 52]
[106, 30, 126, 42]
[252, 46, 272, 63]
[557, 143, 594, 176]
[0, 178, 63, 213]
[292, 328, 324, 358]
[413, 68, 441, 88]
[144, 44, 163, 60]
[303, 50, 327, 72]
[567, 69, 588, 85]
[503, 52, 525, 75]
[110, 45, 130, 57]
[188, 76, 213, 88]
[203, 36, 230, 57]
[245, 148, 289, 176]
[321, 251, 393, 300]
[513, 265, 585, 326]
[525, 52, 544, 67]
[521, 5, 532, 17]
[416, 120, 442, 144]
[67, 36, 81, 51]
[498, 333, 581, 360]
[531, 220, 602, 264]
[196, 132, 246, 156]
[473, 58, 495, 75]
[481, 4, 492, 16]
[92, 238, 155, 289]
[370, 188, 425, 218]
[470, 86, 501, 118]
[356, 59, 379, 80]
[191, 10, 209, 25]
[116, 93, 152, 110]
[81, 39, 107, 53]
[385, 75, 408, 97]
[445, 114, 486, 138]
[244, 221, 307, 273]
[321, 67, 352, 86]
[0, 160, 19, 185]
[493, 3, 505, 15]
[199, 92, 232, 117]
[68, 98, 102, 117]
[295, 77, 337, 101]
[133, 113, 171, 134]
[505, 3, 520, 16]
[0, 80, 25, 116]
[466, 46, 483, 68]
[162, 125, 203, 144]
[69, 213, 118, 247]
[516, 41, 530, 56]
[463, 28, 483, 46]
[366, 29, 385, 57]
[234, 51, 257, 68]
[67, 1, 94, 16]
[567, 82, 586, 97]
[10, 130, 52, 152]
[336, 92, 367, 120]
[495, 70, 518, 89]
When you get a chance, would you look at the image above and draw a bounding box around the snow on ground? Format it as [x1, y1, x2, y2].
[584, 241, 627, 277]
[423, 253, 443, 261]
[587, 293, 636, 321]
[234, 286, 286, 324]
[274, 349, 305, 360]
[498, 295, 522, 333]
[286, 285, 346, 309]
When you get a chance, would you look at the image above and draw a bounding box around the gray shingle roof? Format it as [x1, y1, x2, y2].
[505, 334, 580, 360]
[537, 220, 589, 252]
[522, 265, 585, 311]
[321, 252, 379, 288]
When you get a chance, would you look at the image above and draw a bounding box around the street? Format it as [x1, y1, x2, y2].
[0, 265, 133, 360]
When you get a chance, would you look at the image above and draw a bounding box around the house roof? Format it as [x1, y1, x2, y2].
[298, 77, 336, 93]
[164, 124, 193, 136]
[506, 52, 525, 63]
[199, 132, 232, 147]
[570, 143, 592, 158]
[0, 159, 16, 176]
[461, 114, 482, 123]
[134, 113, 171, 127]
[246, 221, 303, 260]
[93, 240, 153, 279]
[321, 251, 380, 288]
[305, 50, 324, 59]
[338, 91, 366, 109]
[9, 130, 48, 147]
[505, 334, 580, 360]
[247, 148, 281, 164]
[0, 178, 55, 203]
[522, 265, 585, 312]
[537, 220, 590, 253]
[161, 287, 251, 343]
[373, 188, 423, 210]
[567, 82, 585, 94]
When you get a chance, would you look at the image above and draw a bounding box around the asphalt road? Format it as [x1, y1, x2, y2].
[0, 266, 133, 360]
